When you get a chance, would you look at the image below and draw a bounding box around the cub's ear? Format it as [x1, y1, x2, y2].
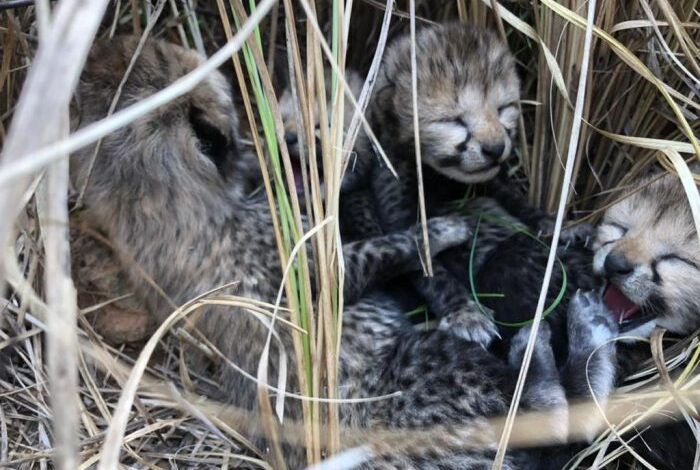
[189, 106, 237, 180]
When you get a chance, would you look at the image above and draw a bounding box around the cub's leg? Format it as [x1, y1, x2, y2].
[341, 215, 472, 304]
[563, 290, 618, 440]
[508, 323, 568, 443]
[564, 290, 618, 400]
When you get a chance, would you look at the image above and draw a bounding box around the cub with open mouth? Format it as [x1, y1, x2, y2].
[593, 168, 700, 338]
[277, 69, 365, 202]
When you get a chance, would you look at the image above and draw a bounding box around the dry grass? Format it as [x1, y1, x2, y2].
[0, 0, 698, 469]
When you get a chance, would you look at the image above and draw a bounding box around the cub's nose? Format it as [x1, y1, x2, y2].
[604, 252, 634, 277]
[285, 133, 298, 146]
[481, 141, 506, 161]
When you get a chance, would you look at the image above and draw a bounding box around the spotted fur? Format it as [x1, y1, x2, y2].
[340, 172, 618, 468]
[461, 170, 700, 469]
[339, 289, 618, 469]
[70, 34, 626, 470]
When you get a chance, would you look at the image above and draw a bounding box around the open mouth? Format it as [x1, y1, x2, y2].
[603, 283, 655, 332]
[288, 152, 326, 205]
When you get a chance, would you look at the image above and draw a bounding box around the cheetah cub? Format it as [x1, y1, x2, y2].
[594, 168, 700, 337]
[348, 23, 521, 345]
[368, 24, 519, 185]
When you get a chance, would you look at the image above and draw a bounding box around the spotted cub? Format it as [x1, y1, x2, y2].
[70, 34, 618, 470]
[345, 22, 521, 345]
[368, 24, 520, 184]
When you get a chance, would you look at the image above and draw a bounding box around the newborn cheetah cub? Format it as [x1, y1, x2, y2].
[593, 168, 700, 337]
[67, 35, 618, 470]
[348, 23, 521, 345]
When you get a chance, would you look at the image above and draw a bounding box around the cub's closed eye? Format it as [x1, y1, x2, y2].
[497, 102, 518, 114]
[603, 221, 628, 235]
[598, 221, 628, 247]
[658, 254, 699, 270]
[438, 117, 467, 127]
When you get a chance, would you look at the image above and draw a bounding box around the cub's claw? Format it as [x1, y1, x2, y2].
[537, 219, 595, 249]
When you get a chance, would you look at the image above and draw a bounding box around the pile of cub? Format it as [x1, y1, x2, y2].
[67, 22, 700, 470]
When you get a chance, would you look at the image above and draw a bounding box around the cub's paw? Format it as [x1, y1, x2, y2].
[566, 291, 618, 440]
[438, 301, 498, 346]
[568, 290, 618, 349]
[537, 219, 595, 248]
[421, 216, 472, 255]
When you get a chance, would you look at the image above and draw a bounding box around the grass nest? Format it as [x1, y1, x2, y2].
[0, 0, 699, 468]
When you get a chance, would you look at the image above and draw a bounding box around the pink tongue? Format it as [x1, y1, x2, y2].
[604, 284, 641, 322]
